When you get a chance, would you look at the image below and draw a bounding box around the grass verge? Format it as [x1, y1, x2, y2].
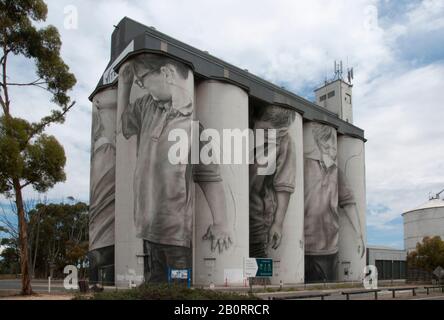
[75, 284, 260, 300]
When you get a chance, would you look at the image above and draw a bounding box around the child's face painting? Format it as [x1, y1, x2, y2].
[318, 134, 337, 160]
[140, 68, 172, 101]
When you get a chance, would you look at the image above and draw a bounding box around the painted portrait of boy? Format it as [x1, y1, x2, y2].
[249, 105, 296, 258]
[118, 54, 232, 283]
[304, 123, 365, 282]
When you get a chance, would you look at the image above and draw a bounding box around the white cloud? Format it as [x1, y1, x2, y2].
[358, 63, 444, 231]
[407, 0, 444, 32]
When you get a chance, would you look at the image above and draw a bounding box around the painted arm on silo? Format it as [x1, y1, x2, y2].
[268, 134, 296, 250]
[195, 125, 233, 254]
[339, 168, 365, 258]
[268, 192, 291, 250]
[199, 181, 233, 254]
[118, 63, 140, 139]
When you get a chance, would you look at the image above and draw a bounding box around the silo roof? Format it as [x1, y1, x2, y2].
[402, 198, 444, 215]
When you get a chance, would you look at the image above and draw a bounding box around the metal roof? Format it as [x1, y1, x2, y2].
[89, 17, 366, 141]
[402, 198, 444, 215]
[367, 245, 405, 251]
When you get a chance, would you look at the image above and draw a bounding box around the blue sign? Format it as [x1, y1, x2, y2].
[168, 268, 191, 288]
[256, 258, 273, 277]
[244, 258, 273, 278]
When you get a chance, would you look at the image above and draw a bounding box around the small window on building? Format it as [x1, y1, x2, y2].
[319, 95, 326, 102]
[327, 90, 335, 98]
[345, 93, 352, 104]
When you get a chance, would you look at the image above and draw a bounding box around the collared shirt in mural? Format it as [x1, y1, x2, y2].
[121, 93, 221, 248]
[304, 159, 355, 255]
[249, 129, 296, 244]
[89, 138, 115, 251]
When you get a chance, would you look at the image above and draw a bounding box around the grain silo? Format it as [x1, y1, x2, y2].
[403, 190, 444, 253]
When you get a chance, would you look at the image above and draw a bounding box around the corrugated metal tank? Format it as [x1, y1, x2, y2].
[403, 198, 444, 252]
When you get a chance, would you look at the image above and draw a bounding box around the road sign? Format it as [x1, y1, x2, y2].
[170, 269, 189, 279]
[244, 258, 258, 278]
[244, 258, 273, 278]
[168, 268, 192, 288]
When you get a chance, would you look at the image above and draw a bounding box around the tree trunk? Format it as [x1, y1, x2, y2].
[13, 178, 32, 295]
[32, 211, 41, 278]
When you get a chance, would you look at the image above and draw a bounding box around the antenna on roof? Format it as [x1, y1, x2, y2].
[436, 188, 444, 200]
[429, 188, 444, 200]
[333, 60, 344, 81]
[347, 67, 354, 84]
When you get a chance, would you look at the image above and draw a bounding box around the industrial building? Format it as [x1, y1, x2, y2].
[88, 17, 367, 287]
[366, 246, 407, 280]
[364, 189, 444, 281]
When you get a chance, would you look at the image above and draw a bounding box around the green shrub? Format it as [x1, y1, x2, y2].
[77, 284, 259, 300]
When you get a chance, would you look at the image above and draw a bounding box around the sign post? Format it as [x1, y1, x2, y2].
[244, 258, 273, 292]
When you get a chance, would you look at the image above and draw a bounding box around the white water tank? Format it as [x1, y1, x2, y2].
[403, 198, 444, 253]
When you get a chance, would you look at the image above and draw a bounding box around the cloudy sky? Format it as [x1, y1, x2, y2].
[1, 0, 444, 249]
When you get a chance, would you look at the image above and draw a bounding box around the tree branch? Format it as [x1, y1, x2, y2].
[1, 45, 9, 115]
[20, 181, 32, 189]
[2, 78, 49, 99]
[0, 48, 9, 65]
[0, 206, 19, 240]
[0, 93, 5, 115]
[26, 101, 76, 144]
[7, 79, 48, 86]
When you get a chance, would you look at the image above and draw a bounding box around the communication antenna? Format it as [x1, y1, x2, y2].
[347, 67, 354, 84]
[333, 60, 344, 80]
[429, 188, 444, 200]
[435, 188, 444, 200]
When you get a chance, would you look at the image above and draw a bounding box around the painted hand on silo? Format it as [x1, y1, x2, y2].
[120, 63, 134, 86]
[359, 236, 366, 259]
[267, 222, 283, 250]
[202, 224, 233, 254]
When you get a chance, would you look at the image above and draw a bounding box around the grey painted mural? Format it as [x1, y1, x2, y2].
[249, 105, 297, 258]
[337, 136, 367, 281]
[193, 80, 248, 286]
[303, 122, 364, 282]
[89, 88, 117, 284]
[118, 54, 231, 283]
